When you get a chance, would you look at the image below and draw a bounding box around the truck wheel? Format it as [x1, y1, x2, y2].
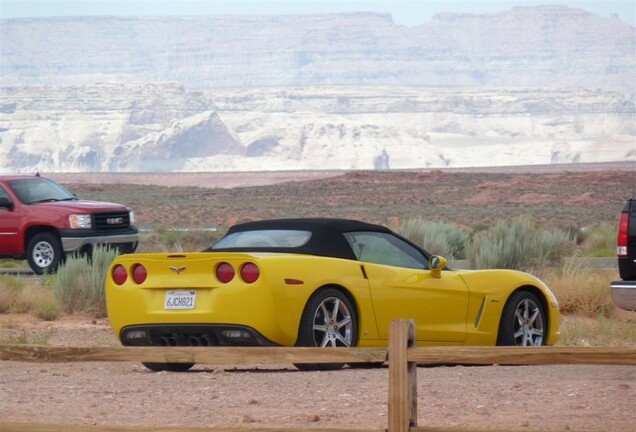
[27, 232, 63, 275]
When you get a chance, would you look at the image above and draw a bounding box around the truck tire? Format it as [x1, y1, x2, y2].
[27, 232, 64, 275]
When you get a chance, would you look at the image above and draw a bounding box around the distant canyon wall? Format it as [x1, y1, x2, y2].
[1, 6, 634, 92]
[1, 6, 634, 173]
[0, 84, 633, 173]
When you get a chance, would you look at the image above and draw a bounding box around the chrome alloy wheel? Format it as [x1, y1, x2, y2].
[513, 298, 544, 346]
[32, 241, 55, 268]
[312, 296, 354, 347]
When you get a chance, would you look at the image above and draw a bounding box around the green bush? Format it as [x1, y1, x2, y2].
[50, 246, 118, 318]
[397, 218, 469, 260]
[466, 215, 572, 270]
[578, 222, 616, 257]
[32, 301, 61, 321]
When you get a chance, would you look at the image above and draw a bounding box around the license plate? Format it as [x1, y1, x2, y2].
[164, 290, 196, 310]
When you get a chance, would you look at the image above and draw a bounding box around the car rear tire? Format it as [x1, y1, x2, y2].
[497, 290, 546, 346]
[27, 232, 64, 275]
[141, 362, 195, 372]
[294, 288, 358, 371]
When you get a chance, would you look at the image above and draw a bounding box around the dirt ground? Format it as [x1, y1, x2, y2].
[1, 315, 635, 431]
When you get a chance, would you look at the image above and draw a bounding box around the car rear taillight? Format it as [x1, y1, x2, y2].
[112, 264, 128, 285]
[132, 264, 147, 284]
[216, 262, 235, 283]
[617, 212, 629, 257]
[240, 263, 260, 283]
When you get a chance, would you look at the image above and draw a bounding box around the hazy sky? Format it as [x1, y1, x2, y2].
[1, 0, 635, 26]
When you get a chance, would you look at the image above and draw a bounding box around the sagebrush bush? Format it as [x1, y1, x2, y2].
[32, 301, 61, 321]
[578, 222, 616, 257]
[397, 218, 469, 260]
[50, 246, 118, 317]
[466, 215, 572, 270]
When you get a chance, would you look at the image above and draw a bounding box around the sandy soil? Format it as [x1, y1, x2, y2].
[1, 315, 635, 431]
[48, 162, 635, 189]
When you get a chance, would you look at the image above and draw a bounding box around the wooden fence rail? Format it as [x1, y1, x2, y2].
[1, 319, 635, 432]
[1, 343, 633, 366]
[0, 345, 387, 365]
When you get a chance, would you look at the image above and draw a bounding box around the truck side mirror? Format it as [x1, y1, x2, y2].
[0, 197, 14, 210]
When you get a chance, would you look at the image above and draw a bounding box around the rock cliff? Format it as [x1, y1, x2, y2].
[0, 6, 634, 172]
[0, 84, 633, 172]
[1, 6, 633, 92]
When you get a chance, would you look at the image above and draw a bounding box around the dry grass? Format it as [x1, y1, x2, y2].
[0, 276, 60, 321]
[538, 258, 617, 318]
[559, 313, 636, 347]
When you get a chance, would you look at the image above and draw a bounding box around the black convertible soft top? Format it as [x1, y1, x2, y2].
[209, 218, 395, 260]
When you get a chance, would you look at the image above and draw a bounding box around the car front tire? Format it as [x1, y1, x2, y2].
[497, 290, 546, 346]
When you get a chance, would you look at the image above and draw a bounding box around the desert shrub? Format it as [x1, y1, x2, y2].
[139, 227, 225, 252]
[578, 222, 616, 257]
[0, 276, 23, 313]
[50, 246, 118, 318]
[466, 215, 572, 270]
[8, 284, 36, 314]
[397, 218, 469, 260]
[539, 258, 616, 318]
[32, 301, 61, 321]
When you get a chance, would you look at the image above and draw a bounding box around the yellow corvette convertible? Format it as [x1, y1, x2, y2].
[105, 218, 560, 371]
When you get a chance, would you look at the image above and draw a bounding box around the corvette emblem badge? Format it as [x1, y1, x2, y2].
[169, 266, 186, 274]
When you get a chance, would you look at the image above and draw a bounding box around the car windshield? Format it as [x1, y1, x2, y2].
[9, 178, 76, 204]
[211, 229, 312, 249]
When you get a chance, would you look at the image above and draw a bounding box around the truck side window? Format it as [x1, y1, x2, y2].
[0, 187, 10, 200]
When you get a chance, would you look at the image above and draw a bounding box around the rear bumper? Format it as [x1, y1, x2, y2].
[120, 324, 278, 347]
[61, 231, 139, 254]
[610, 280, 636, 311]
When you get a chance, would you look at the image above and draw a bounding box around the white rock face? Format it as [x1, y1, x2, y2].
[0, 7, 634, 92]
[0, 85, 633, 172]
[0, 7, 634, 172]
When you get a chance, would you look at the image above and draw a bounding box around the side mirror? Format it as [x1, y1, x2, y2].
[429, 255, 447, 279]
[0, 197, 13, 210]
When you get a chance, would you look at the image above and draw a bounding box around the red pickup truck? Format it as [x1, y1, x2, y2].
[0, 174, 138, 274]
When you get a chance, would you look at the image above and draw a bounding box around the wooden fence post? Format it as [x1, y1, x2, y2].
[388, 319, 417, 432]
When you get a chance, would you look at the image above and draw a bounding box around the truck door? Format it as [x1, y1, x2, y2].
[0, 186, 22, 254]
